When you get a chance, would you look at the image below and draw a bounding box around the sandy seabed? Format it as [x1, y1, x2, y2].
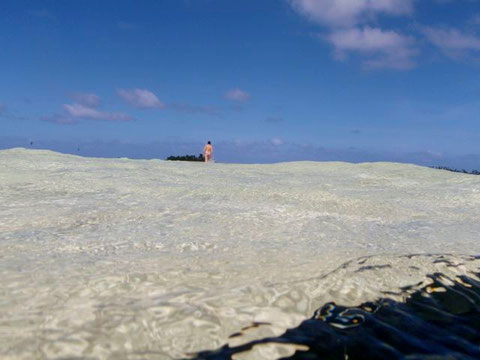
[1, 148, 479, 359]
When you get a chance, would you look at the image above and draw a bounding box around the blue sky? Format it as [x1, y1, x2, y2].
[1, 0, 480, 167]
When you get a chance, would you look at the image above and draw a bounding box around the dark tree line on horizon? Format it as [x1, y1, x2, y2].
[166, 154, 205, 162]
[432, 166, 480, 175]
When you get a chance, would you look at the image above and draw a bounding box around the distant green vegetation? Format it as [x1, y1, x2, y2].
[166, 154, 205, 162]
[432, 166, 480, 175]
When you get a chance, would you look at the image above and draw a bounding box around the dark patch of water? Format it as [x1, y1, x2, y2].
[189, 272, 480, 359]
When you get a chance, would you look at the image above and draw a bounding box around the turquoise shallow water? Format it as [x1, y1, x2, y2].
[1, 149, 479, 359]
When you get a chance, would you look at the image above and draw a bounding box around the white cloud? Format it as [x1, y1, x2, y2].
[117, 88, 164, 109]
[70, 93, 101, 108]
[422, 26, 480, 57]
[326, 27, 416, 69]
[288, 0, 417, 70]
[289, 0, 413, 27]
[63, 103, 133, 122]
[224, 88, 251, 102]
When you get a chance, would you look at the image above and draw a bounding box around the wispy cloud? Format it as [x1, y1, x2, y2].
[117, 88, 164, 109]
[63, 103, 133, 121]
[288, 0, 413, 28]
[288, 0, 417, 70]
[45, 88, 224, 125]
[43, 93, 133, 125]
[69, 92, 101, 108]
[117, 88, 221, 116]
[224, 88, 251, 102]
[422, 26, 480, 58]
[326, 26, 416, 69]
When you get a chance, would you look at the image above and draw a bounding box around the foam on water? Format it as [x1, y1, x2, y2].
[1, 148, 479, 359]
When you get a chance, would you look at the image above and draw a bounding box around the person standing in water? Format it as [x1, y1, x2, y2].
[203, 141, 213, 162]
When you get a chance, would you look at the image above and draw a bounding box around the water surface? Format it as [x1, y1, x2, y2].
[1, 148, 479, 359]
